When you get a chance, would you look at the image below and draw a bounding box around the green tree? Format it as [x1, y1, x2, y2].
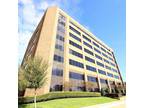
[18, 67, 28, 96]
[21, 57, 48, 108]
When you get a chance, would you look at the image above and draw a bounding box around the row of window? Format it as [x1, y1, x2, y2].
[68, 34, 113, 62]
[52, 67, 119, 80]
[69, 49, 83, 58]
[69, 23, 113, 58]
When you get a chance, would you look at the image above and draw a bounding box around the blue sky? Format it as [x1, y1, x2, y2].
[18, 0, 126, 81]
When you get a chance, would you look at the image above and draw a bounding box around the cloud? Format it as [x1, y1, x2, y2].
[18, 0, 82, 64]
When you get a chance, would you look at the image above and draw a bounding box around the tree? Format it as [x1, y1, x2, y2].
[18, 67, 28, 96]
[21, 56, 48, 108]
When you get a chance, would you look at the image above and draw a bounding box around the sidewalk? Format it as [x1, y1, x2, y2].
[81, 97, 126, 108]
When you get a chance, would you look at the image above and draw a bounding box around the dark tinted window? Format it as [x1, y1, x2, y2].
[84, 48, 94, 56]
[98, 69, 106, 75]
[69, 26, 81, 36]
[96, 61, 104, 67]
[83, 35, 91, 42]
[105, 65, 111, 70]
[102, 53, 108, 58]
[107, 72, 113, 77]
[87, 76, 97, 82]
[56, 34, 64, 41]
[55, 44, 64, 51]
[69, 40, 82, 50]
[83, 41, 92, 49]
[95, 54, 103, 60]
[86, 65, 97, 72]
[85, 56, 95, 63]
[69, 33, 81, 42]
[93, 42, 99, 48]
[69, 72, 84, 80]
[69, 59, 84, 68]
[69, 49, 83, 58]
[52, 68, 63, 76]
[101, 47, 106, 53]
[114, 75, 119, 79]
[100, 78, 107, 84]
[54, 55, 64, 62]
[94, 48, 101, 54]
[104, 59, 109, 64]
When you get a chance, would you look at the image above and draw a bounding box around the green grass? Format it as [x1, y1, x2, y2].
[19, 97, 117, 108]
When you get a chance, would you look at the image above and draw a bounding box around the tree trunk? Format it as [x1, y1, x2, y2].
[34, 89, 37, 108]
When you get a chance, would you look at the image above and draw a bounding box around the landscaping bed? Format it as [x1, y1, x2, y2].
[18, 91, 101, 104]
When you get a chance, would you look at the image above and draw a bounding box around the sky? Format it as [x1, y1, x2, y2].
[18, 0, 126, 81]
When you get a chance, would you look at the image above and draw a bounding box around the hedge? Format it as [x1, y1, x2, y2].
[18, 91, 101, 104]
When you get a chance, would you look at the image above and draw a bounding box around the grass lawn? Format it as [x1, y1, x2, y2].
[19, 97, 118, 108]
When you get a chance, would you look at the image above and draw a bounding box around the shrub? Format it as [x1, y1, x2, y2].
[105, 93, 120, 99]
[18, 91, 101, 104]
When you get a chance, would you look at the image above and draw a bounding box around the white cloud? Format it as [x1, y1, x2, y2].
[19, 0, 82, 63]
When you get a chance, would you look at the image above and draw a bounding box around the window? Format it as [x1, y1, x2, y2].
[109, 57, 113, 61]
[87, 76, 97, 82]
[85, 56, 95, 63]
[56, 34, 64, 42]
[69, 40, 82, 50]
[54, 55, 64, 62]
[101, 47, 106, 53]
[95, 54, 103, 60]
[69, 49, 83, 58]
[100, 78, 107, 84]
[114, 75, 119, 79]
[83, 41, 92, 49]
[86, 65, 97, 72]
[98, 69, 106, 75]
[102, 53, 108, 58]
[55, 44, 64, 51]
[58, 19, 65, 26]
[110, 62, 116, 67]
[69, 59, 84, 68]
[52, 68, 63, 76]
[69, 33, 81, 42]
[105, 65, 111, 70]
[107, 51, 112, 56]
[104, 59, 109, 64]
[84, 48, 94, 56]
[69, 26, 81, 36]
[96, 61, 104, 67]
[107, 72, 113, 77]
[112, 68, 117, 73]
[83, 35, 91, 42]
[93, 42, 99, 48]
[94, 48, 101, 54]
[57, 25, 65, 33]
[69, 72, 84, 80]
